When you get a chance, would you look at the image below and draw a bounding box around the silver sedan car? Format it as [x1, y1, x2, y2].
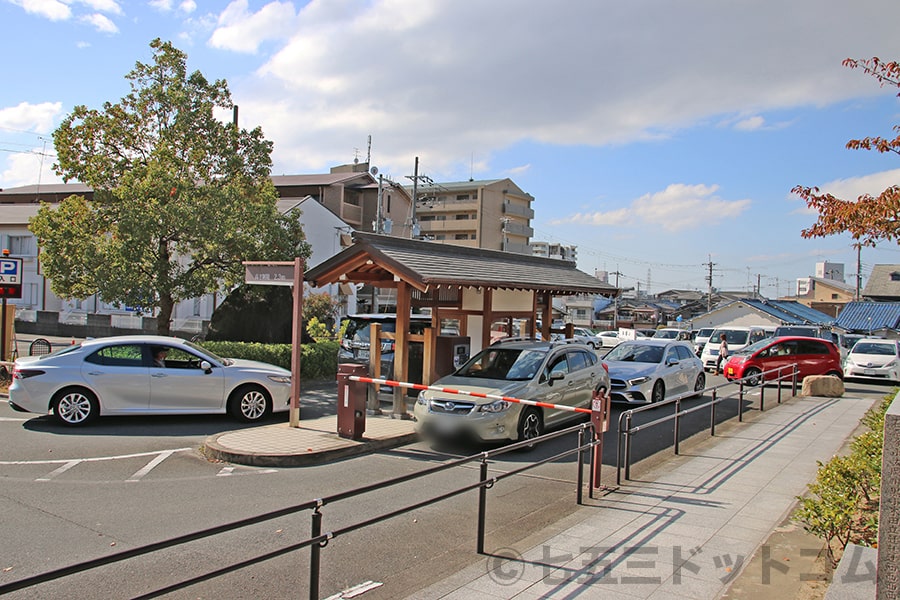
[8, 335, 292, 426]
[604, 339, 705, 404]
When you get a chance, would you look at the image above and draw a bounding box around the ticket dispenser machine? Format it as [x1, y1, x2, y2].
[434, 336, 471, 378]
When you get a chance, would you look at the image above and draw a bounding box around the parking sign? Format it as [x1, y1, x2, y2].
[0, 258, 22, 284]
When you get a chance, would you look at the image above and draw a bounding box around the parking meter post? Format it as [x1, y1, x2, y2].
[336, 364, 367, 440]
[590, 387, 610, 491]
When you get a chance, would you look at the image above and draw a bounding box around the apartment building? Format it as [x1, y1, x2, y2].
[410, 178, 534, 254]
[530, 241, 578, 262]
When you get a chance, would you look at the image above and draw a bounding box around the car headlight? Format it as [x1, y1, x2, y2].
[267, 375, 291, 384]
[416, 394, 428, 406]
[627, 376, 651, 386]
[478, 400, 511, 413]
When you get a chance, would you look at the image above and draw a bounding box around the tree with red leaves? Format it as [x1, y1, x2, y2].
[794, 57, 900, 246]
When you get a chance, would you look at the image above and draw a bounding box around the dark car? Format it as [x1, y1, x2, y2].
[722, 336, 842, 386]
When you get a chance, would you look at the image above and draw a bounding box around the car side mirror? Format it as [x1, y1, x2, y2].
[666, 358, 679, 366]
[200, 360, 212, 373]
[548, 371, 565, 384]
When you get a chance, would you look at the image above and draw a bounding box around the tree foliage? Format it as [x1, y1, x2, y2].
[30, 39, 309, 334]
[794, 57, 900, 246]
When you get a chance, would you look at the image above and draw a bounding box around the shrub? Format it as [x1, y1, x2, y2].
[794, 391, 892, 566]
[199, 340, 339, 381]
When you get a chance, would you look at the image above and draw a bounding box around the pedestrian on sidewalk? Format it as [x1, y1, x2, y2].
[716, 333, 728, 375]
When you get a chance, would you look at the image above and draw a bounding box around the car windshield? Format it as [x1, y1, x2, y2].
[457, 347, 546, 381]
[185, 340, 227, 364]
[604, 343, 664, 363]
[654, 330, 679, 339]
[697, 328, 714, 338]
[712, 329, 749, 345]
[852, 342, 897, 356]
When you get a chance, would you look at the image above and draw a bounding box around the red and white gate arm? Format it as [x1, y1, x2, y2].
[348, 375, 592, 414]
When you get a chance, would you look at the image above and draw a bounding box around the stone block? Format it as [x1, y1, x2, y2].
[800, 375, 845, 397]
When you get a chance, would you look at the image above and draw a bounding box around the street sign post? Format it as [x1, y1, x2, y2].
[0, 255, 21, 361]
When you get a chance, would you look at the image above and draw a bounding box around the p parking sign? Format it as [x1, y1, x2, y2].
[0, 257, 23, 298]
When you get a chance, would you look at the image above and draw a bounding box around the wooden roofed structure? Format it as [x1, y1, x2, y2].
[305, 232, 619, 415]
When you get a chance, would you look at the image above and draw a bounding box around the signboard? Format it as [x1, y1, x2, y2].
[0, 258, 22, 285]
[243, 261, 296, 286]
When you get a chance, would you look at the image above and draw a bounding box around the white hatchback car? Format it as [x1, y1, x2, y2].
[843, 338, 900, 383]
[8, 335, 292, 426]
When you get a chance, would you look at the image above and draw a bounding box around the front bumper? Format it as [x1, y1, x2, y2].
[413, 399, 521, 442]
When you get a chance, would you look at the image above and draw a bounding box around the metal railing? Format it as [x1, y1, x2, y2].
[615, 364, 799, 485]
[0, 422, 604, 600]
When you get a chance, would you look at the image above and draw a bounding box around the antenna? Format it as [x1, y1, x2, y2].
[366, 135, 372, 166]
[470, 152, 474, 182]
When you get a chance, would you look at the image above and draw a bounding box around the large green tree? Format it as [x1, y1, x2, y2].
[30, 39, 309, 334]
[794, 57, 900, 245]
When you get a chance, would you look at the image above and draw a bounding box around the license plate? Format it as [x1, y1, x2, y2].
[726, 367, 733, 375]
[357, 350, 369, 360]
[864, 368, 876, 375]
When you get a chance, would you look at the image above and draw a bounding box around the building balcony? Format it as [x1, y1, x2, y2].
[503, 203, 534, 219]
[418, 220, 477, 233]
[340, 202, 363, 226]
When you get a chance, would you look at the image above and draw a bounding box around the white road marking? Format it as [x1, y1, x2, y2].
[36, 460, 81, 482]
[217, 466, 235, 476]
[0, 417, 28, 422]
[0, 447, 194, 466]
[127, 450, 177, 482]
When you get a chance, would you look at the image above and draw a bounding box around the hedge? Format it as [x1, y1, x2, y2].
[199, 340, 340, 381]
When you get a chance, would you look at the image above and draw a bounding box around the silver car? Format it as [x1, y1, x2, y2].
[7, 335, 292, 426]
[414, 339, 609, 444]
[605, 339, 705, 404]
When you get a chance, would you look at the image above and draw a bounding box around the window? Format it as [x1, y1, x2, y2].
[156, 346, 206, 369]
[831, 293, 839, 300]
[454, 234, 468, 240]
[8, 235, 36, 256]
[455, 214, 470, 220]
[85, 344, 144, 367]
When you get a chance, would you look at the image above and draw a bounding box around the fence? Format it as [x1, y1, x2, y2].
[615, 364, 799, 484]
[0, 422, 603, 599]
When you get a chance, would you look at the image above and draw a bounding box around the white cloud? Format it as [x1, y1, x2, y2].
[208, 0, 299, 54]
[550, 183, 752, 232]
[230, 0, 899, 179]
[80, 12, 118, 33]
[734, 116, 765, 131]
[0, 147, 63, 190]
[0, 101, 62, 133]
[149, 0, 196, 14]
[9, 0, 71, 20]
[791, 168, 900, 215]
[75, 0, 121, 15]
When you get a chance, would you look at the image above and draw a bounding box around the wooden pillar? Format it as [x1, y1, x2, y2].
[288, 257, 304, 427]
[392, 280, 411, 418]
[481, 288, 493, 349]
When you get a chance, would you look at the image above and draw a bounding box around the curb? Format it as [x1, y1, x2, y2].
[202, 431, 421, 468]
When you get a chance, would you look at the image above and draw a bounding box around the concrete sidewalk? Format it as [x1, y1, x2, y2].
[402, 394, 877, 600]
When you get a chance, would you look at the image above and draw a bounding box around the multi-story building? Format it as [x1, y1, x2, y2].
[530, 241, 578, 262]
[409, 178, 534, 254]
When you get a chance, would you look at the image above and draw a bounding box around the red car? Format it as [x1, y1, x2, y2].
[723, 336, 842, 385]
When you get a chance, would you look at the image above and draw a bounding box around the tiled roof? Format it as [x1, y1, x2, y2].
[835, 301, 900, 332]
[305, 232, 619, 296]
[862, 264, 900, 299]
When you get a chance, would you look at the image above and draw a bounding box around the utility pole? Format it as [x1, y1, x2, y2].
[704, 255, 716, 312]
[611, 269, 623, 329]
[855, 243, 862, 301]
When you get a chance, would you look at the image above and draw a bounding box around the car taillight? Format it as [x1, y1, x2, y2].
[13, 368, 45, 379]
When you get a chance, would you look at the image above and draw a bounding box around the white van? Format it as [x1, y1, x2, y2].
[700, 326, 772, 372]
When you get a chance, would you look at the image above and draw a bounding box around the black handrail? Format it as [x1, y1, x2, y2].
[615, 364, 800, 484]
[0, 421, 603, 599]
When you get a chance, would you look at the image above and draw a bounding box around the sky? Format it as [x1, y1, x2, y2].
[2, 0, 900, 299]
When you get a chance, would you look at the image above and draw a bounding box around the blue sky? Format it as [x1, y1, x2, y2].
[2, 0, 900, 297]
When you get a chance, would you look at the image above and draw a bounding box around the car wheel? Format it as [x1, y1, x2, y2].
[826, 370, 843, 380]
[52, 387, 99, 426]
[651, 380, 665, 403]
[744, 367, 762, 387]
[692, 372, 706, 398]
[517, 407, 544, 447]
[228, 384, 272, 422]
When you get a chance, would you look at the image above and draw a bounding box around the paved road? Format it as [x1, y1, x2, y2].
[0, 376, 893, 598]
